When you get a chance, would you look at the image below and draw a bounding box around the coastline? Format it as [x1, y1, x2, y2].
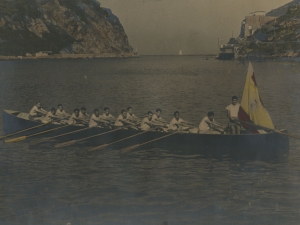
[0, 53, 140, 61]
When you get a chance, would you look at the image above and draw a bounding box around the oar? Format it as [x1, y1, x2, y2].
[0, 122, 51, 140]
[89, 129, 155, 152]
[120, 132, 178, 154]
[237, 119, 300, 139]
[5, 124, 71, 143]
[54, 128, 123, 148]
[30, 126, 91, 145]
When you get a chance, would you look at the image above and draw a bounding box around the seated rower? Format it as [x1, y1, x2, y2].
[169, 111, 193, 131]
[152, 108, 168, 124]
[79, 106, 90, 122]
[42, 108, 60, 124]
[115, 109, 138, 129]
[140, 111, 154, 131]
[56, 104, 70, 119]
[89, 108, 110, 128]
[199, 111, 225, 134]
[100, 107, 115, 123]
[29, 102, 48, 121]
[126, 107, 141, 123]
[68, 108, 85, 125]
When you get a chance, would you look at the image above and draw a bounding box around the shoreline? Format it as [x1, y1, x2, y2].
[0, 53, 140, 61]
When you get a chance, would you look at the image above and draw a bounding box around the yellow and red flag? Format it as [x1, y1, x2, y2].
[238, 62, 274, 133]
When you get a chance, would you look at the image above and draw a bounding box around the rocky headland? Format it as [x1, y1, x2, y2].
[0, 0, 135, 59]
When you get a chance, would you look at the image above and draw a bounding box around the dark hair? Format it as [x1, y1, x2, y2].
[94, 108, 99, 113]
[207, 111, 214, 117]
[127, 106, 132, 110]
[57, 104, 62, 107]
[148, 111, 153, 115]
[121, 109, 127, 113]
[74, 108, 79, 113]
[156, 108, 162, 112]
[81, 107, 86, 111]
[232, 96, 238, 100]
[36, 102, 41, 105]
[104, 107, 109, 111]
[174, 111, 179, 116]
[51, 107, 56, 112]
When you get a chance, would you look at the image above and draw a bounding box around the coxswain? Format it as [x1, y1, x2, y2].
[89, 108, 110, 127]
[199, 111, 224, 134]
[169, 111, 193, 131]
[68, 108, 84, 125]
[225, 96, 241, 134]
[140, 111, 154, 131]
[29, 102, 48, 121]
[126, 107, 141, 123]
[56, 104, 70, 119]
[42, 108, 60, 124]
[115, 109, 137, 129]
[79, 106, 90, 122]
[100, 107, 115, 122]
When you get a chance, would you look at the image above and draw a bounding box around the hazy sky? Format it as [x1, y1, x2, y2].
[99, 0, 291, 55]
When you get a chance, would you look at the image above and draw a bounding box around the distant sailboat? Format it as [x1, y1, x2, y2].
[179, 50, 182, 55]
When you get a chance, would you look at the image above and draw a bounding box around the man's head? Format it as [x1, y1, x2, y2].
[94, 108, 99, 117]
[51, 107, 56, 114]
[104, 107, 110, 115]
[57, 104, 63, 111]
[36, 102, 41, 109]
[174, 111, 180, 119]
[147, 111, 153, 120]
[121, 109, 127, 118]
[74, 108, 79, 117]
[156, 108, 162, 117]
[207, 111, 214, 121]
[232, 96, 238, 105]
[81, 107, 86, 114]
[127, 107, 133, 114]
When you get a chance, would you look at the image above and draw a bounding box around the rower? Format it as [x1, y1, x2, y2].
[115, 109, 137, 129]
[100, 107, 115, 122]
[29, 102, 48, 121]
[56, 104, 70, 119]
[152, 108, 167, 124]
[42, 108, 60, 124]
[126, 107, 140, 123]
[199, 111, 224, 134]
[169, 111, 191, 131]
[68, 108, 84, 125]
[79, 106, 90, 122]
[89, 108, 109, 127]
[140, 111, 154, 131]
[225, 96, 241, 134]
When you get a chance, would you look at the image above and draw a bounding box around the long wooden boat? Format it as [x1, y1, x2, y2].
[2, 109, 289, 159]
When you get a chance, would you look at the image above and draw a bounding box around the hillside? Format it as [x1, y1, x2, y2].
[0, 0, 133, 56]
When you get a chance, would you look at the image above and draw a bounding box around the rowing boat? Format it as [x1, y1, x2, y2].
[2, 109, 289, 159]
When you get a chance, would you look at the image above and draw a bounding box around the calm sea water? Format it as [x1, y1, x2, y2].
[0, 56, 300, 225]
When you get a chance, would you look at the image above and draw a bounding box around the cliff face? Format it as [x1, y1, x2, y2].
[0, 0, 133, 55]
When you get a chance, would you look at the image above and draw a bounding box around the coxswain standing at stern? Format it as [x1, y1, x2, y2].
[225, 96, 241, 134]
[29, 102, 48, 121]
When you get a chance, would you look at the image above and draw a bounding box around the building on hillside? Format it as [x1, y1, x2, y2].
[239, 15, 277, 39]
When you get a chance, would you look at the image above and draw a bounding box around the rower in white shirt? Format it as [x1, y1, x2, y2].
[89, 108, 110, 127]
[29, 102, 48, 121]
[169, 111, 194, 131]
[100, 107, 115, 122]
[68, 108, 84, 125]
[79, 106, 90, 122]
[140, 111, 154, 131]
[225, 96, 241, 134]
[199, 111, 224, 134]
[115, 110, 137, 128]
[56, 104, 70, 119]
[42, 108, 60, 124]
[126, 107, 141, 123]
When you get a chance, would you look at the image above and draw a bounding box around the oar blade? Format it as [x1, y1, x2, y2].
[54, 140, 77, 148]
[120, 144, 140, 154]
[5, 136, 27, 143]
[88, 144, 109, 152]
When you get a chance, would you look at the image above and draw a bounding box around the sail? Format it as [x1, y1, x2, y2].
[238, 62, 275, 133]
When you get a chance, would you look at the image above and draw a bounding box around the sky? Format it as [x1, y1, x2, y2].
[99, 0, 291, 55]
